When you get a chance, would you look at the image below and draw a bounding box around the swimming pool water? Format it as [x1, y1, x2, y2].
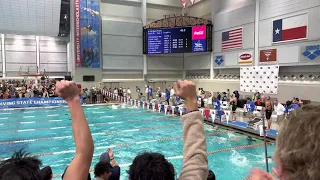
[0, 105, 275, 180]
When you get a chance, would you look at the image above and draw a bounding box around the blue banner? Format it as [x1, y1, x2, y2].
[0, 97, 83, 109]
[75, 0, 100, 68]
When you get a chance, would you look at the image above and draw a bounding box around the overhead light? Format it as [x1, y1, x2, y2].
[291, 75, 297, 80]
[282, 75, 288, 80]
[299, 75, 305, 80]
[309, 75, 315, 80]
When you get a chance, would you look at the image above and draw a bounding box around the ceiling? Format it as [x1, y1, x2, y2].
[0, 0, 62, 36]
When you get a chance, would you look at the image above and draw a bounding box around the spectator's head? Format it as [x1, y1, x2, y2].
[0, 150, 42, 180]
[207, 170, 216, 180]
[266, 96, 271, 100]
[128, 152, 175, 180]
[286, 101, 292, 107]
[40, 166, 53, 180]
[247, 97, 251, 102]
[274, 106, 320, 180]
[274, 99, 279, 106]
[94, 161, 112, 180]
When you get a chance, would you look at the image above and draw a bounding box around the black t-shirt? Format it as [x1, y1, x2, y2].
[109, 166, 120, 180]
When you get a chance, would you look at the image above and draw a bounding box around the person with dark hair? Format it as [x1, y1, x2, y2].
[0, 149, 42, 180]
[128, 80, 208, 180]
[93, 161, 112, 180]
[128, 152, 175, 180]
[246, 97, 255, 121]
[207, 170, 216, 180]
[99, 149, 120, 180]
[55, 80, 94, 180]
[165, 88, 170, 105]
[285, 100, 299, 115]
[40, 166, 53, 180]
[265, 96, 273, 130]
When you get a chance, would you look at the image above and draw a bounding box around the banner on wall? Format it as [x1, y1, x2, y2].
[301, 45, 320, 62]
[74, 0, 101, 68]
[0, 97, 83, 109]
[240, 65, 279, 94]
[214, 55, 225, 66]
[238, 52, 253, 65]
[273, 14, 308, 43]
[260, 49, 277, 64]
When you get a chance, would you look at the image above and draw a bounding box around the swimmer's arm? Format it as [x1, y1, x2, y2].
[63, 97, 94, 180]
[179, 99, 208, 180]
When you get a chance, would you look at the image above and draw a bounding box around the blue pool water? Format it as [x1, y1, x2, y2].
[0, 105, 275, 180]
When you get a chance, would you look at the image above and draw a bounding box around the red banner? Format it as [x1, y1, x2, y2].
[260, 49, 277, 64]
[74, 0, 81, 67]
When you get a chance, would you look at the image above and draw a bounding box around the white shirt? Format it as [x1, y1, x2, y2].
[127, 89, 131, 94]
[145, 88, 149, 93]
[170, 89, 175, 96]
[274, 103, 285, 116]
[207, 97, 212, 105]
[114, 89, 118, 94]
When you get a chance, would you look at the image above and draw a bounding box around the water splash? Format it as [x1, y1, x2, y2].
[230, 150, 249, 167]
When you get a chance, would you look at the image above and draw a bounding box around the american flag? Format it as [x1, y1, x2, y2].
[222, 27, 243, 51]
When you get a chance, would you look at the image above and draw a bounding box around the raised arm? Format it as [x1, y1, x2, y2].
[175, 80, 208, 180]
[56, 81, 94, 180]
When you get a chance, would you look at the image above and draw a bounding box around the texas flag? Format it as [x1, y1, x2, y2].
[273, 14, 308, 43]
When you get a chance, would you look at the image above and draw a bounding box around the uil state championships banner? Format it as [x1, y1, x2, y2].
[0, 97, 83, 109]
[74, 0, 101, 68]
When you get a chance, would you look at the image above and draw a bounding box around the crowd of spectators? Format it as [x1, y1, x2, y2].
[0, 79, 58, 99]
[0, 80, 319, 180]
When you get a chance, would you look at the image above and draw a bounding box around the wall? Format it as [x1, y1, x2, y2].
[39, 36, 69, 75]
[5, 35, 37, 76]
[259, 0, 320, 66]
[100, 0, 143, 81]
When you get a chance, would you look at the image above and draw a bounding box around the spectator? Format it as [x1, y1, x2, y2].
[40, 166, 53, 180]
[127, 88, 131, 98]
[285, 101, 299, 115]
[207, 92, 213, 109]
[246, 97, 255, 121]
[165, 88, 170, 105]
[274, 99, 285, 126]
[247, 105, 320, 180]
[217, 92, 221, 101]
[55, 80, 94, 180]
[148, 86, 153, 99]
[207, 170, 216, 180]
[226, 89, 231, 100]
[128, 80, 208, 180]
[233, 90, 240, 99]
[135, 86, 140, 94]
[93, 161, 112, 180]
[0, 149, 43, 180]
[99, 149, 120, 180]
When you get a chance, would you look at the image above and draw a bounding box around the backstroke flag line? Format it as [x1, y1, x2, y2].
[273, 14, 308, 43]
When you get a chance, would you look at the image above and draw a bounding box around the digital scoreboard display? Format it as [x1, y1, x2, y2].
[143, 25, 212, 54]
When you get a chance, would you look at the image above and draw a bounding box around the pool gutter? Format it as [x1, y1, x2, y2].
[204, 120, 276, 143]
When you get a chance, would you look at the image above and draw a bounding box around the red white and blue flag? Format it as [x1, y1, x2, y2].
[273, 14, 308, 43]
[222, 27, 243, 51]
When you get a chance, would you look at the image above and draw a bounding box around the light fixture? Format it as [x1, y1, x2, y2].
[299, 75, 305, 80]
[282, 75, 288, 80]
[309, 75, 315, 80]
[291, 75, 297, 80]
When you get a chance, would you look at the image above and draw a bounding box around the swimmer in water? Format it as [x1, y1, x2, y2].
[81, 24, 92, 34]
[82, 7, 100, 17]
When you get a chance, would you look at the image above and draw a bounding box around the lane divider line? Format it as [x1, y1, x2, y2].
[0, 111, 152, 122]
[0, 131, 228, 160]
[0, 125, 181, 145]
[0, 116, 179, 134]
[51, 141, 267, 178]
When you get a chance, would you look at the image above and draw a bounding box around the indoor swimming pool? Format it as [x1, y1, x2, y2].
[0, 105, 275, 180]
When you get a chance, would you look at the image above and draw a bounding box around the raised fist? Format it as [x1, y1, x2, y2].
[174, 80, 196, 101]
[55, 80, 79, 101]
